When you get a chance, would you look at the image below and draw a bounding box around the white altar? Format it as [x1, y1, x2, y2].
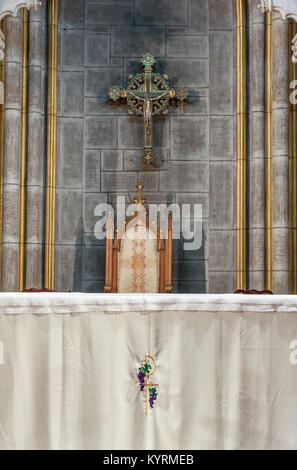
[0, 293, 297, 450]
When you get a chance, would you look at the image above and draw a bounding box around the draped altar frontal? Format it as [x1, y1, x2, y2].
[0, 293, 297, 450]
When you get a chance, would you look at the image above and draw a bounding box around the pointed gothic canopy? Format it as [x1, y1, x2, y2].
[259, 0, 297, 62]
[0, 1, 40, 61]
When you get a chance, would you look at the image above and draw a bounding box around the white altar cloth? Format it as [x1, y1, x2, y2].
[0, 293, 297, 450]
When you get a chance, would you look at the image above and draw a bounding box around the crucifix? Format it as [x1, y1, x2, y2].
[108, 53, 188, 165]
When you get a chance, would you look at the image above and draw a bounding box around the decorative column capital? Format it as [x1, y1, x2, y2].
[259, 0, 273, 13]
[0, 1, 41, 61]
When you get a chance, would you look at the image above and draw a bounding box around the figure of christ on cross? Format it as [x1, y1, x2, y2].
[128, 91, 168, 135]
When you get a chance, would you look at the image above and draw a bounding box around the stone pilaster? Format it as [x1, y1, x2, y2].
[272, 12, 289, 293]
[2, 11, 22, 291]
[249, 0, 266, 289]
[25, 5, 46, 288]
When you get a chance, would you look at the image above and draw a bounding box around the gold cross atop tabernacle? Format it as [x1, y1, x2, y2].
[133, 182, 146, 206]
[108, 53, 188, 165]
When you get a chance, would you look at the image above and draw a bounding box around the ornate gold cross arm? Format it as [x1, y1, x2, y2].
[109, 86, 188, 103]
[108, 85, 126, 102]
[108, 53, 189, 165]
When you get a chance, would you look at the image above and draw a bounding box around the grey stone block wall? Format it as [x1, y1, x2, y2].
[55, 0, 238, 293]
[56, 0, 85, 291]
[208, 1, 236, 293]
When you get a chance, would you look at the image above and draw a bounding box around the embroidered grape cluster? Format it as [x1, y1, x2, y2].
[138, 362, 151, 391]
[138, 371, 145, 391]
[149, 387, 158, 409]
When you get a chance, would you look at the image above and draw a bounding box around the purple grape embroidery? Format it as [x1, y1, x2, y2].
[149, 387, 158, 408]
[138, 371, 145, 391]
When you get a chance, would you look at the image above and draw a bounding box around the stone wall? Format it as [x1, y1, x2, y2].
[55, 0, 237, 293]
[0, 0, 292, 293]
[1, 1, 291, 293]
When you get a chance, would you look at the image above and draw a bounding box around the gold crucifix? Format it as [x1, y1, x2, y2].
[108, 53, 188, 166]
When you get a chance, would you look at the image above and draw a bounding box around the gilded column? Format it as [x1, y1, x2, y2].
[236, 0, 248, 290]
[18, 8, 29, 292]
[264, 11, 273, 291]
[289, 20, 297, 293]
[0, 20, 5, 291]
[44, 0, 58, 290]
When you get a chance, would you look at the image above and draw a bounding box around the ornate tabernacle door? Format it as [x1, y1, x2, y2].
[117, 224, 159, 293]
